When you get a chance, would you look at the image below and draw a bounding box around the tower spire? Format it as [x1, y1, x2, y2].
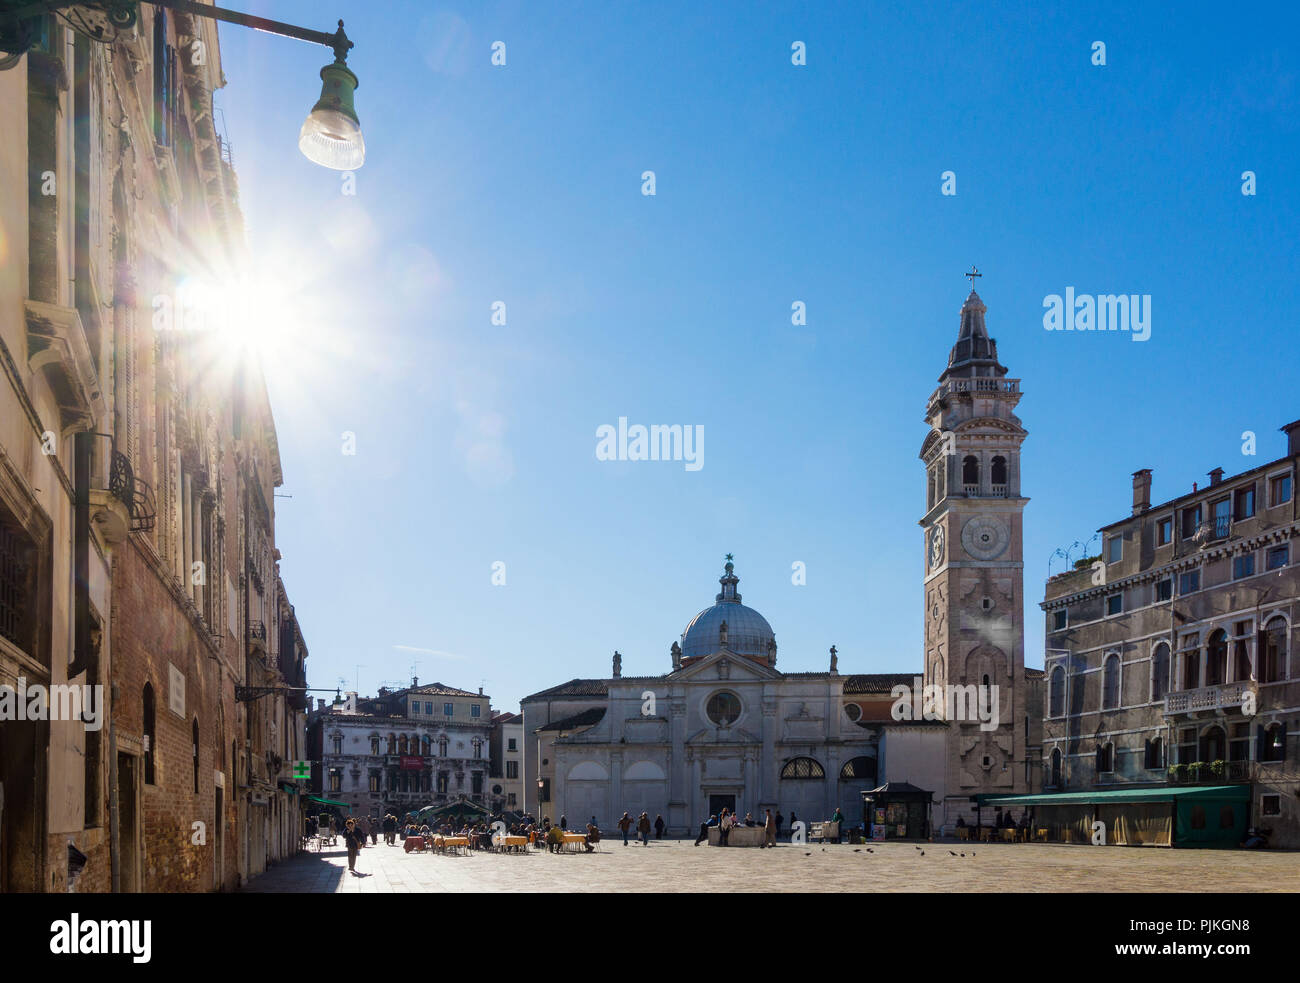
[940, 273, 1006, 382]
[716, 554, 741, 604]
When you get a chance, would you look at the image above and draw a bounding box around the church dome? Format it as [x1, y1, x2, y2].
[680, 558, 776, 663]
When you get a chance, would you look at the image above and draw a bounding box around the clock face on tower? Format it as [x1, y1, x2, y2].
[961, 515, 1010, 561]
[928, 526, 945, 568]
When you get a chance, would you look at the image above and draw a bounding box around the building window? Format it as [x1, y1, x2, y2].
[1049, 748, 1062, 787]
[329, 768, 341, 792]
[1260, 794, 1282, 817]
[1052, 609, 1067, 631]
[370, 736, 379, 755]
[706, 691, 742, 726]
[1261, 618, 1286, 683]
[471, 772, 483, 795]
[1178, 569, 1200, 595]
[1178, 727, 1197, 765]
[471, 704, 481, 718]
[1151, 643, 1170, 702]
[1229, 722, 1251, 762]
[1049, 665, 1065, 717]
[1259, 723, 1286, 763]
[143, 683, 157, 785]
[506, 761, 518, 779]
[1269, 472, 1292, 507]
[508, 793, 517, 807]
[386, 734, 396, 755]
[1157, 517, 1172, 546]
[1266, 545, 1289, 571]
[1233, 621, 1253, 681]
[438, 736, 448, 757]
[421, 736, 431, 756]
[0, 509, 39, 657]
[1180, 634, 1201, 690]
[507, 738, 517, 752]
[780, 757, 825, 780]
[1102, 654, 1121, 709]
[1144, 737, 1163, 770]
[1095, 743, 1113, 774]
[152, 9, 177, 147]
[1105, 593, 1123, 616]
[1211, 498, 1231, 537]
[1181, 505, 1201, 540]
[472, 738, 483, 759]
[1155, 579, 1172, 602]
[444, 703, 454, 716]
[962, 455, 979, 488]
[1234, 485, 1255, 520]
[1206, 630, 1228, 686]
[839, 756, 877, 783]
[369, 771, 380, 792]
[398, 734, 409, 755]
[991, 456, 1007, 487]
[1233, 554, 1255, 580]
[1106, 536, 1122, 564]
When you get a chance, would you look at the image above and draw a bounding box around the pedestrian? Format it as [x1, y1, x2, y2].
[653, 814, 665, 840]
[694, 816, 713, 846]
[775, 810, 784, 840]
[719, 808, 732, 847]
[343, 818, 365, 874]
[638, 811, 651, 846]
[560, 813, 567, 830]
[618, 811, 633, 846]
[763, 808, 777, 848]
[831, 806, 845, 843]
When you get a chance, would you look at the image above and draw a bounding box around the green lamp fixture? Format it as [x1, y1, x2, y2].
[298, 55, 365, 170]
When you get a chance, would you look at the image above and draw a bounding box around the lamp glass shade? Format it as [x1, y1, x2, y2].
[298, 61, 365, 170]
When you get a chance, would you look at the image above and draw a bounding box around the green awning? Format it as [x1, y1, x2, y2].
[305, 795, 350, 808]
[975, 785, 1250, 807]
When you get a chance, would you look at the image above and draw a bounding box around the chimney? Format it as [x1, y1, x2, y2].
[412, 675, 418, 687]
[344, 691, 357, 713]
[478, 686, 483, 695]
[1131, 469, 1152, 515]
[1208, 468, 1224, 487]
[317, 698, 326, 711]
[1282, 420, 1300, 457]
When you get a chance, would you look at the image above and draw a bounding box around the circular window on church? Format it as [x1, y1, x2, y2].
[706, 691, 742, 727]
[844, 703, 862, 722]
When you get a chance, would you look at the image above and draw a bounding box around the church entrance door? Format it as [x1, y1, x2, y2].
[709, 794, 735, 817]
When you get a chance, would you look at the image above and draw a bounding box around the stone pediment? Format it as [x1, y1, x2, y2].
[673, 648, 780, 684]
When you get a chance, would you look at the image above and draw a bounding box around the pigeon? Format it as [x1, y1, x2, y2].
[866, 848, 873, 853]
[919, 851, 925, 856]
[853, 849, 861, 853]
[804, 852, 811, 856]
[949, 851, 957, 856]
[960, 853, 965, 857]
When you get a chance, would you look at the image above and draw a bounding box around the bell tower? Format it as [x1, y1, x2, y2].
[918, 274, 1030, 826]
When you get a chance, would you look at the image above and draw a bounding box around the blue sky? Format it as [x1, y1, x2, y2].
[212, 1, 1300, 710]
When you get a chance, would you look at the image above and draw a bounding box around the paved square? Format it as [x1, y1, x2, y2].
[242, 838, 1300, 893]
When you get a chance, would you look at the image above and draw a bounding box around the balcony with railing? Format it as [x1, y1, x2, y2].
[991, 484, 1008, 497]
[247, 620, 268, 655]
[1194, 516, 1232, 545]
[1167, 760, 1254, 785]
[1164, 681, 1255, 716]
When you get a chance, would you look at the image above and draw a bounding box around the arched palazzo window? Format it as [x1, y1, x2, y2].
[839, 757, 877, 783]
[1049, 665, 1065, 717]
[1049, 747, 1062, 787]
[143, 683, 156, 785]
[1261, 618, 1287, 683]
[1180, 634, 1201, 690]
[438, 736, 449, 757]
[386, 733, 396, 755]
[1102, 653, 1121, 709]
[991, 455, 1007, 488]
[780, 757, 825, 780]
[1095, 742, 1114, 774]
[1151, 643, 1170, 702]
[1206, 630, 1228, 686]
[1144, 736, 1163, 770]
[962, 455, 980, 489]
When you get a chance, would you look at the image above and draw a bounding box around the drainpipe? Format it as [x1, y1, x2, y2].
[108, 682, 119, 892]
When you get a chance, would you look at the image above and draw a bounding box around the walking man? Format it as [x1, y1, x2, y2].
[763, 808, 777, 848]
[638, 811, 651, 846]
[343, 818, 365, 874]
[618, 811, 633, 846]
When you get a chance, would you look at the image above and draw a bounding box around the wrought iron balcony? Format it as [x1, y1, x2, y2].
[1194, 516, 1232, 545]
[108, 447, 157, 532]
[247, 620, 268, 655]
[1167, 760, 1253, 785]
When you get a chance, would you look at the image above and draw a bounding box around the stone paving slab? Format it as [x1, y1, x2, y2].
[241, 838, 1300, 893]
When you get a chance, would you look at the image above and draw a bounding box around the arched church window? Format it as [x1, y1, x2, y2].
[1049, 747, 1062, 787]
[962, 455, 980, 487]
[839, 757, 876, 783]
[780, 757, 825, 780]
[843, 703, 862, 723]
[706, 691, 741, 727]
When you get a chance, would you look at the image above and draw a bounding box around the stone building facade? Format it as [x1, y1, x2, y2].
[311, 682, 494, 820]
[489, 711, 523, 812]
[1040, 424, 1300, 846]
[0, 7, 308, 892]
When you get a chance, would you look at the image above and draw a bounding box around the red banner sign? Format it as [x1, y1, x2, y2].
[399, 756, 423, 771]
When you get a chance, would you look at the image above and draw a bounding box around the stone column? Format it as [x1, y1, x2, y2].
[609, 749, 623, 820]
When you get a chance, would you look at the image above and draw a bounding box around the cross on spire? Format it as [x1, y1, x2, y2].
[965, 266, 982, 288]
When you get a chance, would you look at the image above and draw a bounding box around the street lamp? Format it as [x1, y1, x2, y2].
[0, 0, 364, 169]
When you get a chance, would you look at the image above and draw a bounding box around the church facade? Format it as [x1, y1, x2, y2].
[520, 559, 946, 832]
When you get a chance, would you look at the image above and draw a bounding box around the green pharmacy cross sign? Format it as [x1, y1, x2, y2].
[293, 761, 311, 782]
